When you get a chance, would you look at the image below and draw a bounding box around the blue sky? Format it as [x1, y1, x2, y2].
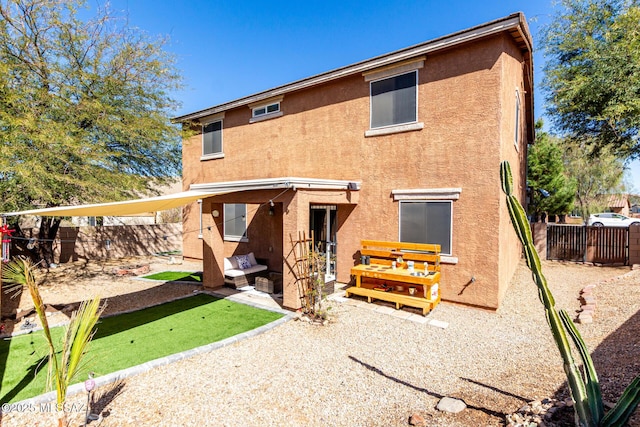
[104, 0, 640, 190]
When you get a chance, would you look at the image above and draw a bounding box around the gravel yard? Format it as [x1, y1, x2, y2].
[1, 257, 639, 426]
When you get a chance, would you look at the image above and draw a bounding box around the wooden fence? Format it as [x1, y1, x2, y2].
[546, 224, 629, 264]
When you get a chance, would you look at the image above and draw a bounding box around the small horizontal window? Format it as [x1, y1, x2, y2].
[253, 102, 280, 118]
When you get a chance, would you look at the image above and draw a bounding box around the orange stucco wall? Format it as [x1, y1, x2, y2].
[182, 33, 531, 310]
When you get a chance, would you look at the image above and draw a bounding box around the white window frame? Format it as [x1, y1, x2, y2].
[366, 69, 422, 136]
[514, 89, 521, 150]
[223, 203, 248, 242]
[399, 200, 453, 257]
[393, 188, 461, 262]
[197, 199, 203, 239]
[249, 96, 284, 123]
[201, 115, 224, 160]
[253, 102, 280, 118]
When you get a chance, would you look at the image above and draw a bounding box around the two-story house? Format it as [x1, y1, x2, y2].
[173, 12, 533, 311]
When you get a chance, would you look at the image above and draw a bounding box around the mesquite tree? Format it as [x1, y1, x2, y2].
[0, 0, 183, 265]
[542, 0, 640, 159]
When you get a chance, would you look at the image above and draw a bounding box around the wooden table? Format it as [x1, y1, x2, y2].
[346, 264, 441, 315]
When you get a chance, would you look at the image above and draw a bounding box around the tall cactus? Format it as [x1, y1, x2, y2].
[500, 161, 640, 427]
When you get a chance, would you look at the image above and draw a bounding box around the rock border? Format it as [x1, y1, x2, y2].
[576, 284, 597, 324]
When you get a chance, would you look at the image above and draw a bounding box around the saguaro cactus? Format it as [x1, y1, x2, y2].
[500, 160, 640, 427]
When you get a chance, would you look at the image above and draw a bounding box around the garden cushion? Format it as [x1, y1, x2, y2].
[224, 264, 268, 277]
[235, 255, 252, 269]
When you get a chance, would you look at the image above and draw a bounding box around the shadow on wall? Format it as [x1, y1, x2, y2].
[55, 224, 183, 263]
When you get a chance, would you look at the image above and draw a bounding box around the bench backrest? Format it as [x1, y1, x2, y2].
[360, 240, 441, 271]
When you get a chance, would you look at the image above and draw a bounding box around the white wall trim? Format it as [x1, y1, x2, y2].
[363, 57, 425, 82]
[392, 188, 462, 201]
[248, 95, 284, 109]
[365, 122, 424, 137]
[199, 112, 225, 123]
[200, 153, 225, 161]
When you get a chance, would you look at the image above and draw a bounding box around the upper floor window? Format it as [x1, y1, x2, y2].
[249, 96, 284, 123]
[253, 102, 280, 118]
[202, 119, 223, 159]
[514, 89, 521, 149]
[224, 203, 248, 242]
[370, 70, 417, 129]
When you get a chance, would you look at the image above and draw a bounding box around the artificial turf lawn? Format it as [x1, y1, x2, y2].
[142, 271, 203, 282]
[0, 294, 283, 403]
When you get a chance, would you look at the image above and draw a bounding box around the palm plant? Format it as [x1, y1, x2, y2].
[500, 161, 640, 427]
[2, 257, 104, 427]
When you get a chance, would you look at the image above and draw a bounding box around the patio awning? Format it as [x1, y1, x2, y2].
[1, 177, 360, 218]
[1, 190, 221, 217]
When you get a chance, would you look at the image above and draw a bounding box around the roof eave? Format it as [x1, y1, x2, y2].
[172, 12, 531, 123]
[189, 177, 361, 193]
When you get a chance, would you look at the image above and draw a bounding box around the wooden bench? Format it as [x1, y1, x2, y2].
[345, 240, 441, 316]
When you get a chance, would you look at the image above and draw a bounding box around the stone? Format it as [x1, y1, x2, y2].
[577, 314, 593, 324]
[581, 295, 596, 304]
[408, 413, 426, 426]
[113, 264, 151, 276]
[436, 397, 466, 414]
[580, 307, 595, 316]
[428, 319, 449, 329]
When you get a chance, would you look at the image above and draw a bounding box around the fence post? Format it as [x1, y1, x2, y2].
[531, 222, 547, 260]
[629, 224, 640, 266]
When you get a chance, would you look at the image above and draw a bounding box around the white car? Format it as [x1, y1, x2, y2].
[587, 213, 640, 227]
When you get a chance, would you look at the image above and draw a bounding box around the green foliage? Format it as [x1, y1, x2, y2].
[528, 121, 577, 217]
[542, 0, 640, 159]
[0, 0, 183, 214]
[142, 271, 203, 282]
[562, 137, 625, 219]
[2, 256, 103, 426]
[501, 161, 640, 427]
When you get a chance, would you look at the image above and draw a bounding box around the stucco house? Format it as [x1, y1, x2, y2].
[173, 12, 533, 311]
[603, 194, 631, 217]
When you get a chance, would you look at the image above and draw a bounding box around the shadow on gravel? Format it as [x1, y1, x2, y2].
[459, 377, 531, 402]
[552, 309, 640, 425]
[89, 380, 126, 420]
[348, 356, 506, 419]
